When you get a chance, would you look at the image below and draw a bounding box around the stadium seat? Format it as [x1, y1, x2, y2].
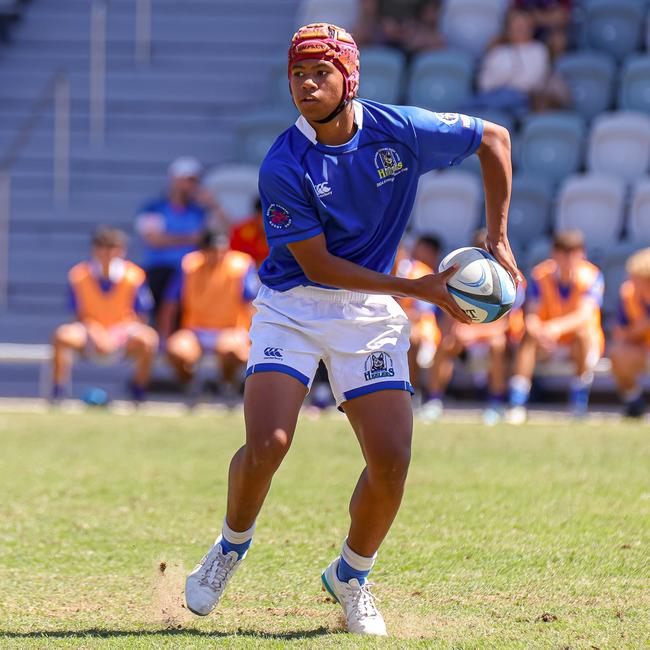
[555, 51, 616, 120]
[628, 177, 650, 241]
[582, 0, 644, 62]
[411, 170, 481, 249]
[441, 0, 507, 58]
[235, 110, 294, 166]
[522, 237, 552, 275]
[358, 47, 406, 104]
[618, 56, 650, 115]
[202, 164, 260, 225]
[555, 174, 626, 250]
[519, 112, 586, 183]
[295, 0, 359, 30]
[473, 109, 515, 134]
[587, 112, 650, 182]
[406, 50, 475, 113]
[508, 175, 554, 251]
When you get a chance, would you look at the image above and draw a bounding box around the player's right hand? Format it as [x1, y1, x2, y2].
[414, 266, 473, 324]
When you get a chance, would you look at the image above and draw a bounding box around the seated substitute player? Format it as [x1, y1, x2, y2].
[507, 230, 604, 424]
[159, 230, 258, 397]
[394, 241, 441, 398]
[609, 247, 650, 418]
[184, 23, 520, 636]
[51, 227, 158, 402]
[424, 230, 525, 424]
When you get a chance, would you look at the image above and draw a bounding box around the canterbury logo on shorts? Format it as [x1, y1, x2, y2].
[264, 347, 284, 359]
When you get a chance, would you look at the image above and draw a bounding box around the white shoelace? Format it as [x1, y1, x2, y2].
[344, 582, 380, 620]
[198, 549, 237, 591]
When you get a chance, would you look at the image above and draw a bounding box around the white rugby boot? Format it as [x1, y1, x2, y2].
[321, 558, 387, 636]
[185, 538, 244, 616]
[506, 405, 527, 425]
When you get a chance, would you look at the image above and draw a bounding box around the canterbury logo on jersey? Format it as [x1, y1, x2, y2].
[264, 347, 283, 359]
[314, 182, 332, 198]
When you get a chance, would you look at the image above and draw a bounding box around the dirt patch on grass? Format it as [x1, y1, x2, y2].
[151, 559, 195, 628]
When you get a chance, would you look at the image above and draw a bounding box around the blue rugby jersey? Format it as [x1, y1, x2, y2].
[257, 99, 484, 291]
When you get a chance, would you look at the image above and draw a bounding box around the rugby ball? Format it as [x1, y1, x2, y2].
[438, 247, 516, 323]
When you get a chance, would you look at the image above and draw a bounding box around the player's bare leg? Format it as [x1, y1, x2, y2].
[610, 341, 648, 417]
[185, 371, 306, 616]
[227, 371, 306, 529]
[568, 330, 597, 418]
[507, 332, 538, 424]
[423, 334, 462, 421]
[125, 325, 158, 401]
[51, 323, 88, 399]
[320, 389, 412, 636]
[167, 329, 202, 384]
[484, 335, 508, 425]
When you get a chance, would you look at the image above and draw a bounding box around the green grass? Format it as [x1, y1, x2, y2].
[0, 408, 648, 649]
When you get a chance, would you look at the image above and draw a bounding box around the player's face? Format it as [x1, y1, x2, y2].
[170, 175, 199, 201]
[290, 59, 345, 122]
[632, 275, 650, 303]
[413, 242, 440, 269]
[93, 244, 125, 267]
[553, 247, 584, 275]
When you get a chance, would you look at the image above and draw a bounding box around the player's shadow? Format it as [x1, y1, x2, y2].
[0, 626, 337, 640]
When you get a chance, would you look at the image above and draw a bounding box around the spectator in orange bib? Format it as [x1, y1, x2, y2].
[51, 227, 158, 402]
[609, 248, 650, 418]
[423, 230, 525, 424]
[394, 237, 442, 400]
[160, 230, 259, 398]
[229, 198, 270, 268]
[507, 230, 604, 423]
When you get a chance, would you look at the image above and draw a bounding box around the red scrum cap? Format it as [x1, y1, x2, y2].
[288, 23, 360, 102]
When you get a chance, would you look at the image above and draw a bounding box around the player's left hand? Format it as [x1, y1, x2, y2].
[486, 236, 524, 285]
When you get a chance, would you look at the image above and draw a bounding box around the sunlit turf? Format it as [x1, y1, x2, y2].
[0, 408, 648, 648]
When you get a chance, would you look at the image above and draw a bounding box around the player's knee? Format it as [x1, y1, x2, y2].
[53, 323, 80, 348]
[368, 440, 411, 488]
[247, 427, 292, 470]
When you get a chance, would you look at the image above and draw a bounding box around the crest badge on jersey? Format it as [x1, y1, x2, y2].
[267, 203, 292, 230]
[364, 351, 395, 381]
[374, 147, 408, 187]
[435, 112, 460, 126]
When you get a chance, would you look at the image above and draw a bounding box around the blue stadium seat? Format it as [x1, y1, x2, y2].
[582, 0, 644, 62]
[358, 47, 406, 105]
[203, 164, 260, 224]
[508, 174, 554, 251]
[441, 0, 507, 58]
[587, 111, 650, 182]
[519, 112, 586, 183]
[522, 237, 552, 275]
[556, 173, 626, 250]
[411, 170, 482, 249]
[618, 56, 650, 114]
[295, 0, 359, 31]
[406, 50, 475, 113]
[473, 109, 515, 134]
[235, 110, 294, 166]
[628, 177, 650, 241]
[555, 51, 616, 120]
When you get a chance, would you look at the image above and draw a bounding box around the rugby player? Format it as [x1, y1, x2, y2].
[185, 23, 519, 635]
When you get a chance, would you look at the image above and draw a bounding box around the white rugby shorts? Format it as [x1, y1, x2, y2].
[246, 285, 414, 407]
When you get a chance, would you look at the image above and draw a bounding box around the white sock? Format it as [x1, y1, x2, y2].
[222, 518, 255, 545]
[341, 538, 376, 573]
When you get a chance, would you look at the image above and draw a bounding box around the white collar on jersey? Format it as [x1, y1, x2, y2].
[294, 100, 364, 144]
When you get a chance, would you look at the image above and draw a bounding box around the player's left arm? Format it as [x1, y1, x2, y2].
[476, 121, 523, 284]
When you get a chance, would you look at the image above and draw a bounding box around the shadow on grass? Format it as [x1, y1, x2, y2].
[0, 626, 336, 640]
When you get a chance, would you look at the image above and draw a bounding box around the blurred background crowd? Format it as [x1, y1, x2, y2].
[1, 0, 650, 418]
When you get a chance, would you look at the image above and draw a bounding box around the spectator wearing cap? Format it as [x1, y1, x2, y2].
[159, 230, 259, 399]
[135, 156, 226, 329]
[229, 198, 269, 268]
[51, 227, 158, 402]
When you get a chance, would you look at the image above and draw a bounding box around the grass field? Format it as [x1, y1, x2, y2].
[0, 408, 648, 649]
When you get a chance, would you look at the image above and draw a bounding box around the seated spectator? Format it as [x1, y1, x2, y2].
[423, 230, 525, 424]
[354, 0, 445, 55]
[135, 156, 226, 329]
[51, 227, 158, 402]
[229, 198, 269, 268]
[394, 237, 442, 400]
[609, 248, 650, 418]
[159, 231, 258, 399]
[514, 0, 572, 59]
[507, 230, 604, 424]
[469, 9, 552, 117]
